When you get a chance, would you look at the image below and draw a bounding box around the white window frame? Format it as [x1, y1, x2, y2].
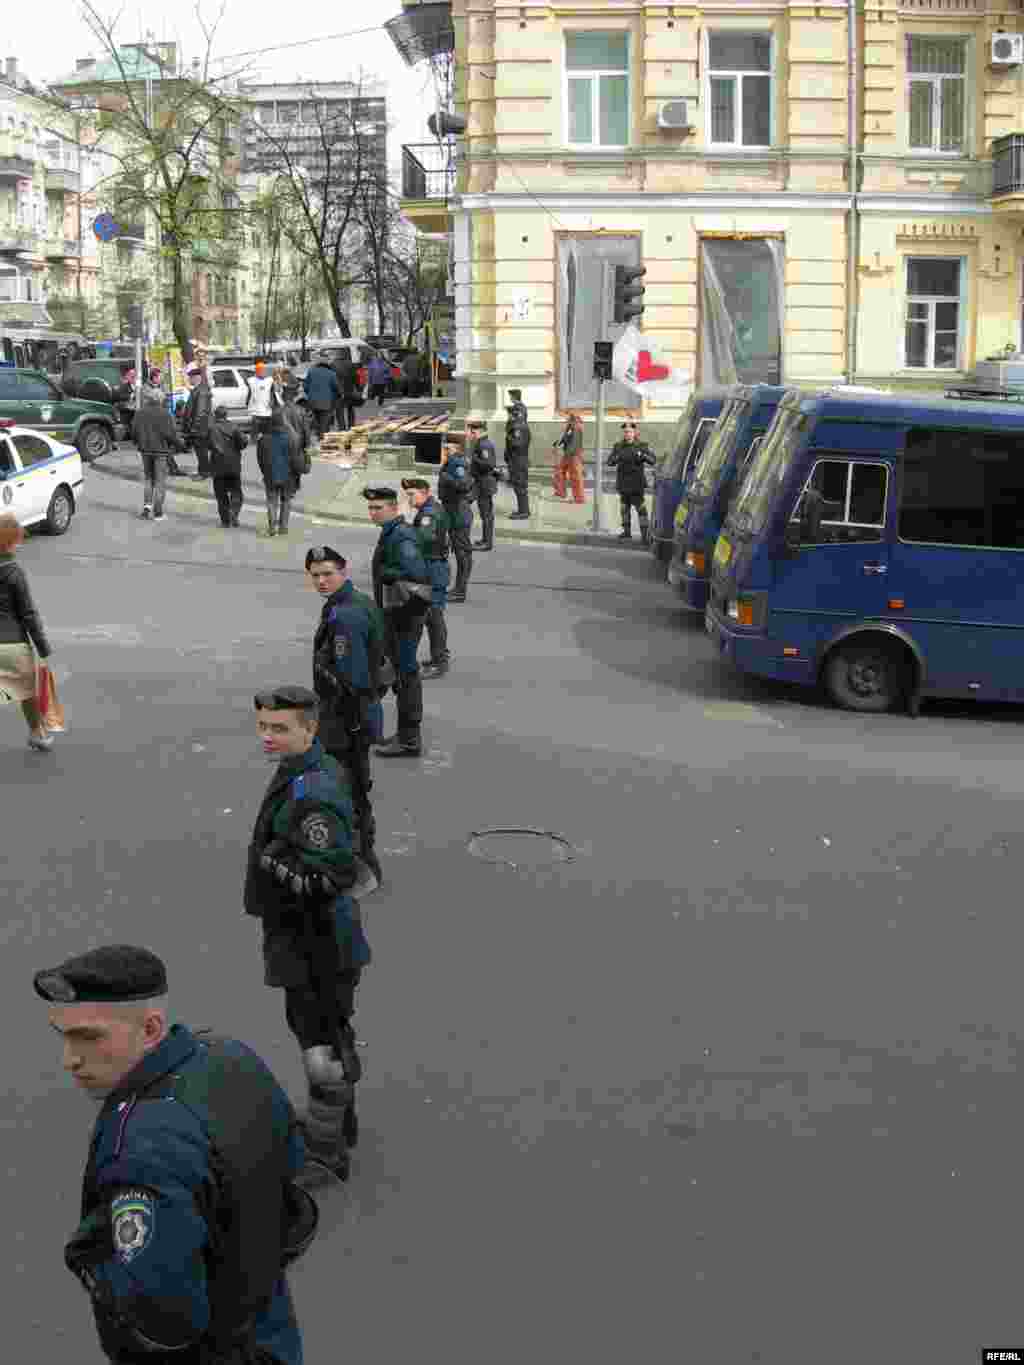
[705, 30, 774, 150]
[564, 31, 631, 149]
[906, 35, 968, 156]
[904, 257, 963, 371]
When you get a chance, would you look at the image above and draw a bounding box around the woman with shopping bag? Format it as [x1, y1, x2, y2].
[0, 513, 56, 751]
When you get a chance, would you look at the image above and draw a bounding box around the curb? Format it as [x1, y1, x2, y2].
[90, 458, 649, 551]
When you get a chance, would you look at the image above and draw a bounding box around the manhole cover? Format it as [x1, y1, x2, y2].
[467, 827, 576, 870]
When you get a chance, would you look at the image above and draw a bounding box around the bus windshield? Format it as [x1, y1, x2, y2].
[658, 399, 702, 480]
[690, 398, 746, 498]
[729, 403, 812, 536]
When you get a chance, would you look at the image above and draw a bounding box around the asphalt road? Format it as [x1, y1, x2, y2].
[6, 466, 1024, 1365]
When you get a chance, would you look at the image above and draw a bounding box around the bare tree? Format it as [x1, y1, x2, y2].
[241, 75, 387, 339]
[380, 227, 448, 347]
[45, 3, 253, 356]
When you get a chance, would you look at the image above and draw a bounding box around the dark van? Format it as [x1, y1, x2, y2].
[649, 390, 725, 570]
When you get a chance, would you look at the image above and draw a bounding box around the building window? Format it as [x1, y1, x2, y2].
[907, 36, 966, 153]
[904, 258, 962, 369]
[565, 32, 630, 147]
[707, 32, 772, 148]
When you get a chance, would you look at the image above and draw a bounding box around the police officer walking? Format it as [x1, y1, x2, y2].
[245, 685, 371, 1183]
[306, 545, 386, 885]
[363, 487, 433, 757]
[402, 476, 452, 678]
[504, 388, 531, 520]
[468, 418, 498, 550]
[181, 363, 213, 481]
[608, 420, 656, 543]
[37, 944, 312, 1365]
[437, 440, 475, 603]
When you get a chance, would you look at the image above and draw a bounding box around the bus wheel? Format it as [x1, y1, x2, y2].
[824, 637, 907, 713]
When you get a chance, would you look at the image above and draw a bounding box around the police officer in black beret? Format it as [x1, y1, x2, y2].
[504, 389, 531, 520]
[38, 944, 313, 1365]
[245, 685, 371, 1184]
[401, 478, 452, 678]
[362, 486, 432, 757]
[306, 545, 387, 885]
[608, 420, 656, 543]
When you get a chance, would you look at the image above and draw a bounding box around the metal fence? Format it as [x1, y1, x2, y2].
[402, 143, 455, 203]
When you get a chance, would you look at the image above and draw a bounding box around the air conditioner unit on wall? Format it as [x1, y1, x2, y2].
[657, 99, 692, 132]
[991, 33, 1024, 66]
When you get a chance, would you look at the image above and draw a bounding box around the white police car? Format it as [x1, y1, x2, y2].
[0, 420, 84, 534]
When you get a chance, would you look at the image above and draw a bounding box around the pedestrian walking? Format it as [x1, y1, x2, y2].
[307, 545, 386, 885]
[37, 944, 313, 1363]
[340, 356, 362, 433]
[131, 385, 184, 523]
[248, 358, 277, 438]
[402, 477, 451, 677]
[257, 410, 301, 537]
[504, 388, 531, 520]
[142, 367, 185, 476]
[362, 487, 432, 757]
[552, 411, 586, 503]
[281, 376, 312, 468]
[209, 405, 247, 528]
[401, 351, 421, 398]
[437, 440, 475, 603]
[303, 354, 340, 441]
[245, 686, 370, 1182]
[467, 418, 499, 550]
[181, 363, 213, 480]
[608, 420, 656, 543]
[367, 354, 391, 407]
[0, 513, 54, 751]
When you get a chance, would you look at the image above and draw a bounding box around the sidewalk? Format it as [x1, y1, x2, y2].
[92, 444, 646, 549]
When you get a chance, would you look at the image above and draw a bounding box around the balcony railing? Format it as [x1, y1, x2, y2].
[44, 167, 81, 194]
[402, 142, 456, 204]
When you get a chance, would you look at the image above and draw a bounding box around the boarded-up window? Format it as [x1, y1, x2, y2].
[557, 235, 641, 410]
[700, 238, 783, 387]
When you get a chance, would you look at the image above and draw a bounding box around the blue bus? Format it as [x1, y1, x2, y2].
[649, 391, 726, 570]
[706, 388, 1024, 713]
[667, 385, 788, 611]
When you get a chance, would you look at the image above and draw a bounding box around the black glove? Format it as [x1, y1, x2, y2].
[65, 1208, 114, 1288]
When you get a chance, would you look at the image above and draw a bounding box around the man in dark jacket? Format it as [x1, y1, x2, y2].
[607, 421, 656, 543]
[303, 356, 340, 441]
[258, 411, 300, 537]
[467, 419, 499, 550]
[334, 353, 361, 433]
[131, 389, 184, 521]
[437, 442, 475, 603]
[208, 405, 247, 528]
[504, 389, 531, 520]
[181, 364, 213, 480]
[402, 477, 451, 678]
[37, 944, 309, 1363]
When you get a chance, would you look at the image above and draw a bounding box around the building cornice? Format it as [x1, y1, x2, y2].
[458, 191, 995, 214]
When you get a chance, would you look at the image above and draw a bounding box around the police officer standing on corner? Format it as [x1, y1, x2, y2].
[363, 486, 433, 758]
[437, 439, 476, 603]
[245, 686, 371, 1184]
[468, 418, 499, 551]
[306, 544, 387, 885]
[402, 476, 452, 678]
[608, 419, 656, 543]
[37, 944, 313, 1365]
[504, 388, 532, 520]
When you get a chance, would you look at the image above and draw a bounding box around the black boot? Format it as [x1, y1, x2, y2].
[473, 512, 494, 549]
[375, 729, 422, 757]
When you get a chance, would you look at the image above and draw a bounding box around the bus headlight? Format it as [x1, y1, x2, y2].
[726, 594, 767, 628]
[685, 550, 706, 574]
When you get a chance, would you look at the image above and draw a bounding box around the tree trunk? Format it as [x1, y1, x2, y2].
[171, 247, 191, 361]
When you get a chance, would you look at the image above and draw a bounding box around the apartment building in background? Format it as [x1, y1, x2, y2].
[395, 0, 1024, 450]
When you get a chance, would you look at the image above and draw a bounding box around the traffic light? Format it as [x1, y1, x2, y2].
[593, 341, 613, 380]
[126, 303, 143, 339]
[613, 265, 646, 325]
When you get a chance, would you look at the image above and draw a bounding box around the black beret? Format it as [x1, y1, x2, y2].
[254, 685, 319, 711]
[362, 487, 398, 502]
[305, 544, 346, 570]
[401, 478, 431, 491]
[508, 389, 523, 400]
[34, 945, 168, 1005]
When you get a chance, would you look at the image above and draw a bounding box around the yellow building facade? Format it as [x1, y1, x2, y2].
[399, 0, 1024, 448]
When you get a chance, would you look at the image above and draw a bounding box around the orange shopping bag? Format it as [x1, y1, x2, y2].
[36, 663, 66, 733]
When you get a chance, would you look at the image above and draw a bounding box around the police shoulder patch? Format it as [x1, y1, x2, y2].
[111, 1189, 156, 1264]
[290, 798, 344, 852]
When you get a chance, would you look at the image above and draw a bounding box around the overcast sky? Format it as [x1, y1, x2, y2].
[4, 1, 440, 175]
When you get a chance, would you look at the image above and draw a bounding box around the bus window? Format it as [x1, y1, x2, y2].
[793, 459, 888, 545]
[899, 427, 1024, 549]
[685, 417, 717, 479]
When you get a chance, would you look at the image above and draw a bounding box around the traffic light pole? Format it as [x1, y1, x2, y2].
[592, 261, 611, 534]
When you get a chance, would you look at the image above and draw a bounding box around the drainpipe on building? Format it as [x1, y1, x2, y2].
[845, 0, 860, 384]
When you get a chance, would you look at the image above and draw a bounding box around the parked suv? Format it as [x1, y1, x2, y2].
[0, 367, 122, 461]
[61, 358, 137, 428]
